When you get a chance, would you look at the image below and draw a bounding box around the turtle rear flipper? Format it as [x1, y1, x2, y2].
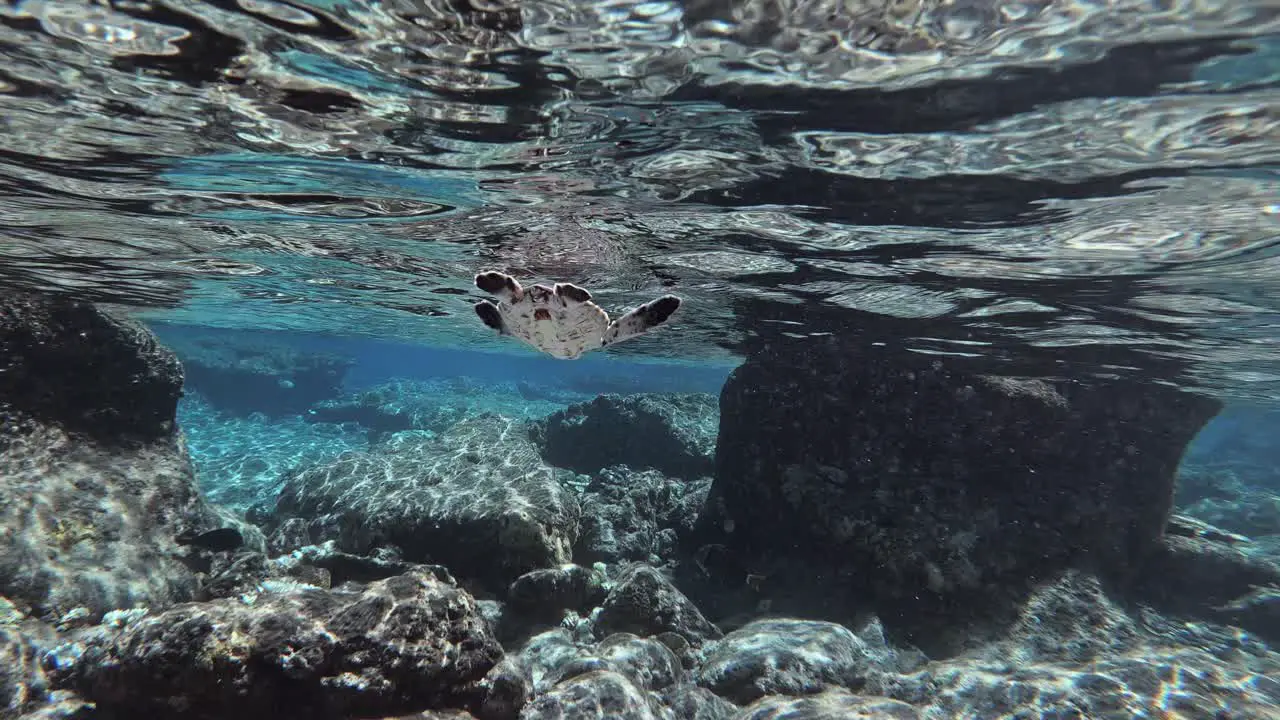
[555, 283, 592, 304]
[602, 295, 681, 347]
[476, 271, 524, 302]
[474, 300, 509, 335]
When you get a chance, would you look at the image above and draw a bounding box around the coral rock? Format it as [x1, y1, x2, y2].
[49, 568, 502, 720]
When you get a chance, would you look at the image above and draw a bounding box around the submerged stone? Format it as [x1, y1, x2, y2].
[695, 618, 902, 704]
[575, 466, 710, 566]
[271, 414, 581, 590]
[530, 393, 718, 479]
[596, 564, 722, 644]
[0, 293, 217, 623]
[48, 568, 501, 720]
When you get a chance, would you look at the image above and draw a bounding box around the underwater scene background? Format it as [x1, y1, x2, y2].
[2, 0, 1280, 718]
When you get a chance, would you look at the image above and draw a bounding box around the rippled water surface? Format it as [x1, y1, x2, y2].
[2, 0, 1279, 396]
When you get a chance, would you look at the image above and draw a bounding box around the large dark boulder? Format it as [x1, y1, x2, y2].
[530, 394, 717, 480]
[703, 339, 1220, 636]
[0, 294, 182, 444]
[0, 294, 215, 624]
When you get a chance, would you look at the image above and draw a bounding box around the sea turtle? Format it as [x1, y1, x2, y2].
[473, 270, 682, 359]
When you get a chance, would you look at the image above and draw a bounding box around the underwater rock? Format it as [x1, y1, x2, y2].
[999, 570, 1140, 664]
[0, 293, 183, 443]
[164, 332, 353, 417]
[378, 707, 483, 712]
[594, 632, 684, 692]
[0, 608, 60, 717]
[477, 656, 531, 720]
[851, 563, 1280, 716]
[507, 564, 608, 624]
[266, 516, 314, 555]
[49, 568, 502, 720]
[576, 467, 711, 566]
[708, 338, 1221, 645]
[517, 670, 663, 720]
[1176, 466, 1280, 539]
[662, 683, 738, 720]
[736, 690, 919, 719]
[1164, 512, 1254, 545]
[530, 393, 718, 479]
[695, 618, 902, 705]
[0, 293, 217, 623]
[271, 414, 581, 590]
[478, 628, 684, 720]
[596, 564, 722, 644]
[1214, 586, 1280, 642]
[0, 430, 211, 622]
[527, 630, 684, 695]
[1135, 516, 1280, 642]
[870, 644, 1280, 718]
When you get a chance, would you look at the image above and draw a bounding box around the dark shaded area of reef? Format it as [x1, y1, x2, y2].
[4, 290, 1280, 720]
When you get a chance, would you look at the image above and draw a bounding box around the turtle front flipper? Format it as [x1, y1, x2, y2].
[474, 300, 509, 335]
[476, 271, 524, 302]
[602, 295, 681, 347]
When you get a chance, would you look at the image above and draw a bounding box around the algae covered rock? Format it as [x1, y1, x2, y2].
[0, 293, 182, 443]
[530, 393, 718, 479]
[596, 564, 722, 644]
[576, 467, 711, 566]
[0, 293, 215, 622]
[272, 414, 581, 589]
[518, 670, 662, 720]
[0, 608, 61, 717]
[49, 568, 502, 720]
[507, 564, 608, 623]
[737, 690, 919, 719]
[695, 618, 902, 704]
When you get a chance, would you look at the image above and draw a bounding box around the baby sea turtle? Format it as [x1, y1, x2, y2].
[473, 271, 682, 359]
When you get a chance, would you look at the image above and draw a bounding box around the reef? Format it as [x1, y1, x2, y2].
[5, 298, 1280, 720]
[0, 294, 220, 624]
[268, 415, 582, 590]
[48, 568, 501, 720]
[530, 393, 718, 479]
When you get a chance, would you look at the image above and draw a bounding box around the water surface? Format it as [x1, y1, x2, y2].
[1, 0, 1278, 397]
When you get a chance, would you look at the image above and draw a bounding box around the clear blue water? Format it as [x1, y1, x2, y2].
[151, 321, 732, 512]
[4, 1, 1280, 717]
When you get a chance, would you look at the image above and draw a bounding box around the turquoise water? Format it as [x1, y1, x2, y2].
[160, 323, 732, 512]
